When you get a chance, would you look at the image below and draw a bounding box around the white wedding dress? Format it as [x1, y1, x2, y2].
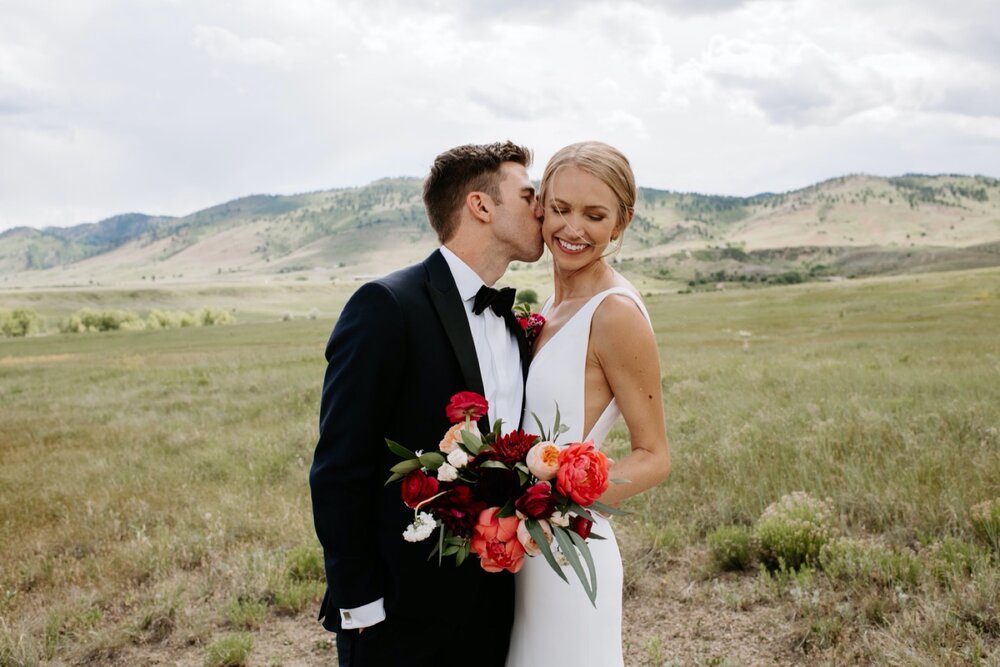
[506, 287, 652, 667]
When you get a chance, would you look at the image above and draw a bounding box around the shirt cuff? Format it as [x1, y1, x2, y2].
[339, 598, 386, 630]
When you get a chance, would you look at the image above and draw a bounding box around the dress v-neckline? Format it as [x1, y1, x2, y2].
[531, 289, 612, 363]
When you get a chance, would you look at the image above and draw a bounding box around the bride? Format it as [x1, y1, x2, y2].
[507, 142, 672, 666]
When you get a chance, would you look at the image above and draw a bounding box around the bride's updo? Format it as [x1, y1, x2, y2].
[539, 141, 637, 241]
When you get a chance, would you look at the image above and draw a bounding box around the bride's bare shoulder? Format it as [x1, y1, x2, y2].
[591, 284, 648, 341]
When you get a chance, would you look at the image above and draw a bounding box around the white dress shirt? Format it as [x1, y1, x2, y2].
[339, 247, 524, 630]
[439, 246, 524, 429]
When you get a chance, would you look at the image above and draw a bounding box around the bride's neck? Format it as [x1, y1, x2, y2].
[552, 259, 614, 303]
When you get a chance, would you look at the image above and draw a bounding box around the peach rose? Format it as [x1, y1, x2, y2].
[438, 422, 474, 454]
[525, 441, 560, 481]
[516, 519, 553, 557]
[470, 507, 526, 573]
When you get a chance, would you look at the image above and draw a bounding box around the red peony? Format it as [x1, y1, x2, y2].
[446, 391, 489, 423]
[470, 507, 526, 573]
[430, 484, 487, 536]
[555, 441, 610, 506]
[490, 429, 538, 465]
[570, 514, 594, 540]
[514, 482, 556, 519]
[401, 469, 439, 509]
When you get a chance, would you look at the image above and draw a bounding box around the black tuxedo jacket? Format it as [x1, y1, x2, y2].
[309, 250, 530, 644]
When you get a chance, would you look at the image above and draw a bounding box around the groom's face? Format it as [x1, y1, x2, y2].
[490, 161, 544, 263]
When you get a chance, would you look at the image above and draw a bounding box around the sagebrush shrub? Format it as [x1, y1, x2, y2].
[0, 308, 42, 337]
[969, 498, 1000, 555]
[198, 307, 234, 326]
[754, 492, 834, 571]
[707, 524, 755, 571]
[819, 537, 922, 589]
[924, 536, 986, 584]
[286, 544, 324, 582]
[203, 633, 252, 667]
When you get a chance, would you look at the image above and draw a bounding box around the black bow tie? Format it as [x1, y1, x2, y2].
[472, 285, 516, 317]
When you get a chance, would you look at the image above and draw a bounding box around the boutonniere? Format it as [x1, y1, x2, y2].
[513, 301, 546, 346]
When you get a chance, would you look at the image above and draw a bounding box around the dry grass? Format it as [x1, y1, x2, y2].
[1, 267, 998, 665]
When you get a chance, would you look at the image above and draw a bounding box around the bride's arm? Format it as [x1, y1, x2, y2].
[590, 294, 671, 506]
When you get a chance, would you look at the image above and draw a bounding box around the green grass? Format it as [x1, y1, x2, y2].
[1, 267, 999, 664]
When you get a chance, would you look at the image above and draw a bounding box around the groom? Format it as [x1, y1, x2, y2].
[310, 141, 544, 667]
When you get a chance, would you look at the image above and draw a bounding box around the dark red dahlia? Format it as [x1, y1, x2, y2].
[490, 429, 538, 465]
[429, 484, 487, 536]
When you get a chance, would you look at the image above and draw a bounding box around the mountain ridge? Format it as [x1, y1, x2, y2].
[2, 173, 998, 286]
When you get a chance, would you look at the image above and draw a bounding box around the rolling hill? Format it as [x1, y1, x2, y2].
[1, 174, 999, 288]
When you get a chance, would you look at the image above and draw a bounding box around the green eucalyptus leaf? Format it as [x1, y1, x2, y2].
[497, 499, 516, 518]
[461, 429, 484, 455]
[385, 472, 406, 486]
[569, 529, 598, 603]
[553, 526, 595, 605]
[532, 413, 549, 442]
[385, 438, 415, 460]
[418, 452, 446, 469]
[442, 545, 459, 556]
[480, 460, 509, 470]
[389, 459, 422, 475]
[526, 520, 567, 584]
[437, 526, 445, 566]
[588, 500, 628, 516]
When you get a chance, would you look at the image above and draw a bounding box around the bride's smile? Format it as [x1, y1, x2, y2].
[542, 165, 625, 268]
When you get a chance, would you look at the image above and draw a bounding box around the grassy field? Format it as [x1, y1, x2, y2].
[1, 268, 999, 666]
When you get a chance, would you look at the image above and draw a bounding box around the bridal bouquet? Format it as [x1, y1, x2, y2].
[385, 391, 621, 605]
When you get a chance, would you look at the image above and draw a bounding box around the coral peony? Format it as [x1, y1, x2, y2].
[471, 507, 526, 573]
[556, 442, 610, 506]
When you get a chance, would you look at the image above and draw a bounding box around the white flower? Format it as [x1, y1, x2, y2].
[549, 511, 570, 528]
[437, 463, 458, 482]
[402, 512, 437, 543]
[516, 519, 552, 557]
[447, 447, 470, 469]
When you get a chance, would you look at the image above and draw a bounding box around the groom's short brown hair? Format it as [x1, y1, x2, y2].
[422, 141, 533, 242]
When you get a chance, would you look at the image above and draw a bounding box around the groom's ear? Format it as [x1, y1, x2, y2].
[466, 192, 492, 224]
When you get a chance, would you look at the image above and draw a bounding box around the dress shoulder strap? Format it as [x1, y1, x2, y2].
[579, 287, 652, 329]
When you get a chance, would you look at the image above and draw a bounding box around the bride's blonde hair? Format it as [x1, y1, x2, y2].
[539, 141, 637, 246]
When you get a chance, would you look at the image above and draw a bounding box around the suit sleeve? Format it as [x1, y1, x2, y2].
[309, 281, 405, 614]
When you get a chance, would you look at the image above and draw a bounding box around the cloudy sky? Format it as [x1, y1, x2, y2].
[1, 0, 998, 231]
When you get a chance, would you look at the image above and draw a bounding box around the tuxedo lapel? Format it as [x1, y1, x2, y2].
[425, 250, 486, 403]
[498, 303, 532, 426]
[503, 310, 531, 383]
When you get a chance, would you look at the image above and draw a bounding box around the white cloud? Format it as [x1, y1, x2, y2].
[191, 25, 297, 67]
[0, 0, 998, 231]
